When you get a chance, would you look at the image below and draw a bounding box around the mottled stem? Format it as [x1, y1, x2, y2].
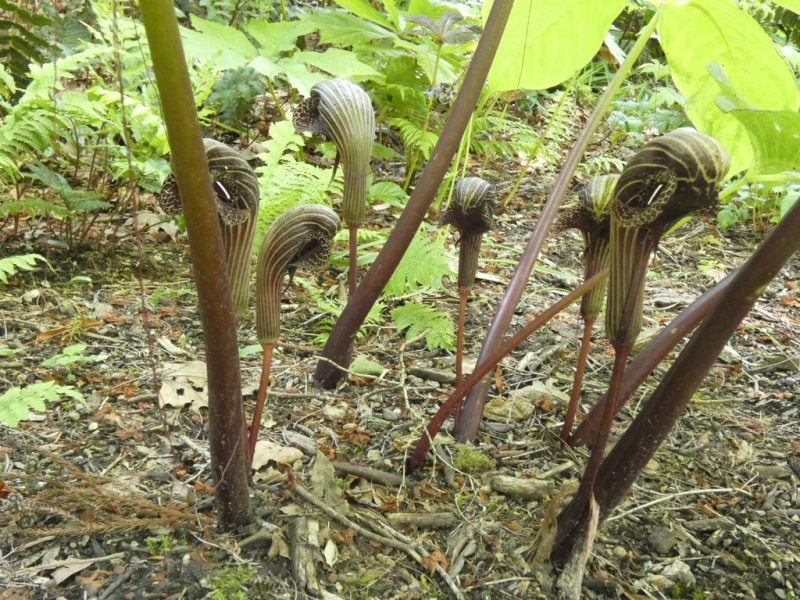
[456, 287, 468, 385]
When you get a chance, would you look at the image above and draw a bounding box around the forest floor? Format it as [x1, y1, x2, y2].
[1, 170, 799, 600]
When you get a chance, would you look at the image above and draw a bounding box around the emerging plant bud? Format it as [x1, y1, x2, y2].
[255, 205, 340, 345]
[557, 174, 617, 323]
[159, 139, 260, 316]
[439, 176, 496, 290]
[294, 79, 375, 228]
[606, 129, 729, 350]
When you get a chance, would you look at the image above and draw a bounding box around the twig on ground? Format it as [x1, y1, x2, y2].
[291, 483, 465, 600]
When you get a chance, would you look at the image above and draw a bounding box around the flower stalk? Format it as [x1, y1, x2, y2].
[557, 128, 729, 576]
[556, 174, 617, 442]
[294, 79, 374, 295]
[248, 205, 340, 469]
[439, 177, 495, 383]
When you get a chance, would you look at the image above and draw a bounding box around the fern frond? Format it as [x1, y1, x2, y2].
[388, 117, 439, 160]
[0, 381, 85, 428]
[0, 253, 50, 284]
[0, 198, 70, 219]
[0, 0, 54, 89]
[392, 302, 455, 351]
[385, 231, 454, 297]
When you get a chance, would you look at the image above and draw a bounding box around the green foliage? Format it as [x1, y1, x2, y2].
[0, 0, 54, 91]
[658, 0, 800, 176]
[0, 381, 85, 428]
[385, 231, 454, 297]
[41, 343, 106, 368]
[209, 565, 257, 600]
[484, 0, 628, 92]
[145, 535, 173, 556]
[0, 253, 49, 284]
[207, 66, 266, 127]
[392, 301, 455, 351]
[253, 119, 340, 252]
[180, 15, 381, 96]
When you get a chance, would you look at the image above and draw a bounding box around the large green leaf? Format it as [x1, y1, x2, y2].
[482, 0, 626, 93]
[308, 12, 397, 47]
[331, 0, 392, 29]
[659, 0, 800, 176]
[294, 49, 383, 83]
[245, 20, 317, 57]
[180, 16, 257, 69]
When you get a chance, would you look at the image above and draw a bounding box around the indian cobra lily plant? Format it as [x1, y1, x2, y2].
[294, 79, 375, 296]
[160, 138, 260, 317]
[248, 204, 340, 469]
[439, 176, 496, 383]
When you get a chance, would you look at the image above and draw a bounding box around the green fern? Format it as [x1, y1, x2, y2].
[0, 381, 85, 428]
[388, 116, 439, 160]
[254, 119, 340, 251]
[384, 230, 454, 297]
[392, 302, 455, 351]
[0, 253, 50, 284]
[0, 0, 54, 90]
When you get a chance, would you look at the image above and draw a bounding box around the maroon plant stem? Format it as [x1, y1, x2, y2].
[454, 81, 628, 443]
[348, 224, 358, 296]
[140, 0, 251, 527]
[560, 317, 595, 443]
[550, 200, 800, 567]
[313, 0, 514, 389]
[456, 287, 468, 385]
[569, 271, 736, 447]
[247, 344, 274, 471]
[407, 270, 608, 472]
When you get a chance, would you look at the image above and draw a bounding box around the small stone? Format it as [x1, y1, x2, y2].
[772, 570, 784, 584]
[87, 421, 99, 432]
[648, 526, 677, 555]
[755, 464, 792, 480]
[775, 589, 787, 600]
[661, 560, 695, 586]
[612, 545, 627, 559]
[490, 475, 552, 500]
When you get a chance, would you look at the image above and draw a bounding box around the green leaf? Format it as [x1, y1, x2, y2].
[482, 0, 627, 92]
[245, 19, 317, 57]
[392, 302, 455, 351]
[350, 355, 386, 377]
[0, 253, 49, 284]
[331, 0, 392, 29]
[0, 382, 85, 428]
[385, 231, 454, 296]
[309, 11, 396, 47]
[779, 193, 799, 219]
[294, 49, 383, 83]
[659, 0, 800, 176]
[368, 181, 409, 207]
[279, 61, 327, 96]
[180, 17, 258, 69]
[248, 56, 280, 78]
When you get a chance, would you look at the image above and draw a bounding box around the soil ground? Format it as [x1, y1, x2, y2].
[1, 170, 799, 599]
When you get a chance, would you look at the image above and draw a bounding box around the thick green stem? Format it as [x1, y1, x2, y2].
[455, 9, 661, 442]
[140, 0, 251, 527]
